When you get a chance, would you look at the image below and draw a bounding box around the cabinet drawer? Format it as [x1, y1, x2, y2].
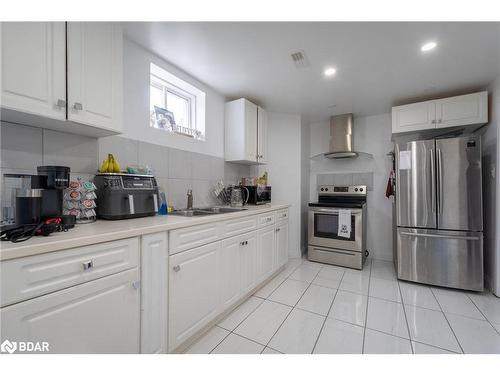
[223, 216, 258, 237]
[276, 209, 289, 222]
[258, 212, 276, 227]
[1, 237, 139, 307]
[169, 223, 221, 255]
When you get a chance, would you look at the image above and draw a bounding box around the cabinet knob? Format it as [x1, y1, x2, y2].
[132, 281, 141, 290]
[82, 260, 93, 270]
[438, 119, 442, 123]
[431, 119, 436, 124]
[173, 265, 181, 272]
[73, 102, 83, 111]
[56, 99, 66, 108]
[276, 228, 280, 232]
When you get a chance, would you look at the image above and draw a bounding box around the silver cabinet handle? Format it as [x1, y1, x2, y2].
[56, 99, 66, 108]
[132, 281, 141, 290]
[73, 102, 83, 111]
[82, 260, 93, 270]
[173, 265, 180, 272]
[438, 119, 442, 123]
[431, 119, 436, 124]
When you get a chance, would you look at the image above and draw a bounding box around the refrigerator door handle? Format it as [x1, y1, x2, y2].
[430, 148, 436, 212]
[400, 231, 481, 241]
[437, 148, 443, 214]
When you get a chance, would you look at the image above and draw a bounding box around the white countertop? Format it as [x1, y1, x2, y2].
[0, 204, 290, 261]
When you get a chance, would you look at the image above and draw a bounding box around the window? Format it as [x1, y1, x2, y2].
[149, 63, 206, 140]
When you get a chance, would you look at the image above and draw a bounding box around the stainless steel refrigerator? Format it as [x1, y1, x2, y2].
[395, 135, 483, 291]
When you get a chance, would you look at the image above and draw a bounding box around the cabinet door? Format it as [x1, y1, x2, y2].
[1, 22, 66, 120]
[239, 233, 258, 295]
[67, 22, 123, 132]
[168, 242, 220, 350]
[435, 92, 488, 129]
[219, 237, 242, 310]
[275, 221, 289, 268]
[245, 100, 258, 162]
[257, 106, 268, 164]
[257, 226, 275, 283]
[392, 101, 436, 133]
[140, 233, 168, 354]
[0, 268, 140, 354]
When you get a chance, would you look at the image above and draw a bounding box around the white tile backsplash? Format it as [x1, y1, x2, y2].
[1, 125, 249, 211]
[1, 122, 43, 170]
[43, 130, 98, 174]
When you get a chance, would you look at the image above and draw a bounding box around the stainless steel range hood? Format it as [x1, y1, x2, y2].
[325, 113, 358, 159]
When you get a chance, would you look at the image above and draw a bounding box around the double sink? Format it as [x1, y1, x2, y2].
[171, 206, 248, 217]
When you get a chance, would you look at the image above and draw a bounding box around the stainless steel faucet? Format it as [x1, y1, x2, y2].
[186, 189, 193, 209]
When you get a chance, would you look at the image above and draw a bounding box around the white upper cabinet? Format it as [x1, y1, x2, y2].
[67, 22, 123, 133]
[257, 106, 268, 164]
[225, 98, 268, 164]
[0, 22, 123, 137]
[1, 22, 66, 120]
[392, 91, 488, 134]
[435, 92, 488, 129]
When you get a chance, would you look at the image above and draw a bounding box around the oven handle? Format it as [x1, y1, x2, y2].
[309, 207, 363, 215]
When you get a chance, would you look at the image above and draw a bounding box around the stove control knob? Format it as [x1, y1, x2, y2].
[355, 188, 358, 192]
[360, 188, 364, 192]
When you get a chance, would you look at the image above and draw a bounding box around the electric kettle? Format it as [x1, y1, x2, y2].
[230, 185, 249, 207]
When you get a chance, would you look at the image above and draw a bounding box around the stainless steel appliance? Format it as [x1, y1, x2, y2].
[308, 185, 368, 269]
[94, 173, 159, 220]
[230, 185, 249, 207]
[245, 185, 271, 205]
[395, 135, 483, 291]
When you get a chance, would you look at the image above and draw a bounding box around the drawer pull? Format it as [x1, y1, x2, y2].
[173, 265, 181, 272]
[82, 260, 93, 270]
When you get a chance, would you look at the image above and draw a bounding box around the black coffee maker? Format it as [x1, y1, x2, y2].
[37, 166, 71, 219]
[3, 166, 70, 225]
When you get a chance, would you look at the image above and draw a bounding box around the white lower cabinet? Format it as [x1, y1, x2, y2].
[168, 241, 220, 350]
[0, 268, 140, 354]
[276, 221, 289, 268]
[257, 226, 276, 282]
[219, 237, 243, 310]
[239, 232, 258, 296]
[140, 232, 168, 354]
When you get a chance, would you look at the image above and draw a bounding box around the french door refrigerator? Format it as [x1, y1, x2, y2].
[395, 135, 483, 291]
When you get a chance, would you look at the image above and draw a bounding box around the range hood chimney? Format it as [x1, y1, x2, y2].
[325, 113, 358, 159]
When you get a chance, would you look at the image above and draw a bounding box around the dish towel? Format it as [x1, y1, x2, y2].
[338, 209, 352, 238]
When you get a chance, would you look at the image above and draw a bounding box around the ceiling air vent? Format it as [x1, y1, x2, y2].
[290, 50, 310, 69]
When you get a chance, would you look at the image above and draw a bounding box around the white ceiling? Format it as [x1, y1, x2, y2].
[123, 22, 500, 123]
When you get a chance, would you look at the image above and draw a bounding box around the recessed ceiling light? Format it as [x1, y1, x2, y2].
[421, 41, 437, 52]
[324, 67, 336, 77]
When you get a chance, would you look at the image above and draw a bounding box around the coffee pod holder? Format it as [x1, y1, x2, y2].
[63, 179, 97, 224]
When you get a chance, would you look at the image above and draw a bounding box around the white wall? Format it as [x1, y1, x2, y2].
[122, 38, 225, 158]
[251, 112, 302, 259]
[483, 75, 500, 296]
[309, 114, 394, 261]
[300, 120, 311, 254]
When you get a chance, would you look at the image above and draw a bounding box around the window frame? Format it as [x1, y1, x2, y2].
[149, 63, 206, 140]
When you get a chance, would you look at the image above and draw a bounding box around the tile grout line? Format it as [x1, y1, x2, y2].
[263, 263, 323, 352]
[429, 288, 465, 354]
[396, 278, 414, 353]
[465, 293, 500, 336]
[208, 260, 304, 354]
[212, 259, 306, 353]
[361, 259, 373, 354]
[310, 269, 345, 354]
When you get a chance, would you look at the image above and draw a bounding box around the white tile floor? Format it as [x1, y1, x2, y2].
[184, 258, 500, 354]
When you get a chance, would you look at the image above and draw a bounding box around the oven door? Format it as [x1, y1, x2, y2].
[308, 207, 363, 252]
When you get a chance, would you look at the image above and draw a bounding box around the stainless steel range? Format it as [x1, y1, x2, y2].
[308, 185, 368, 269]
